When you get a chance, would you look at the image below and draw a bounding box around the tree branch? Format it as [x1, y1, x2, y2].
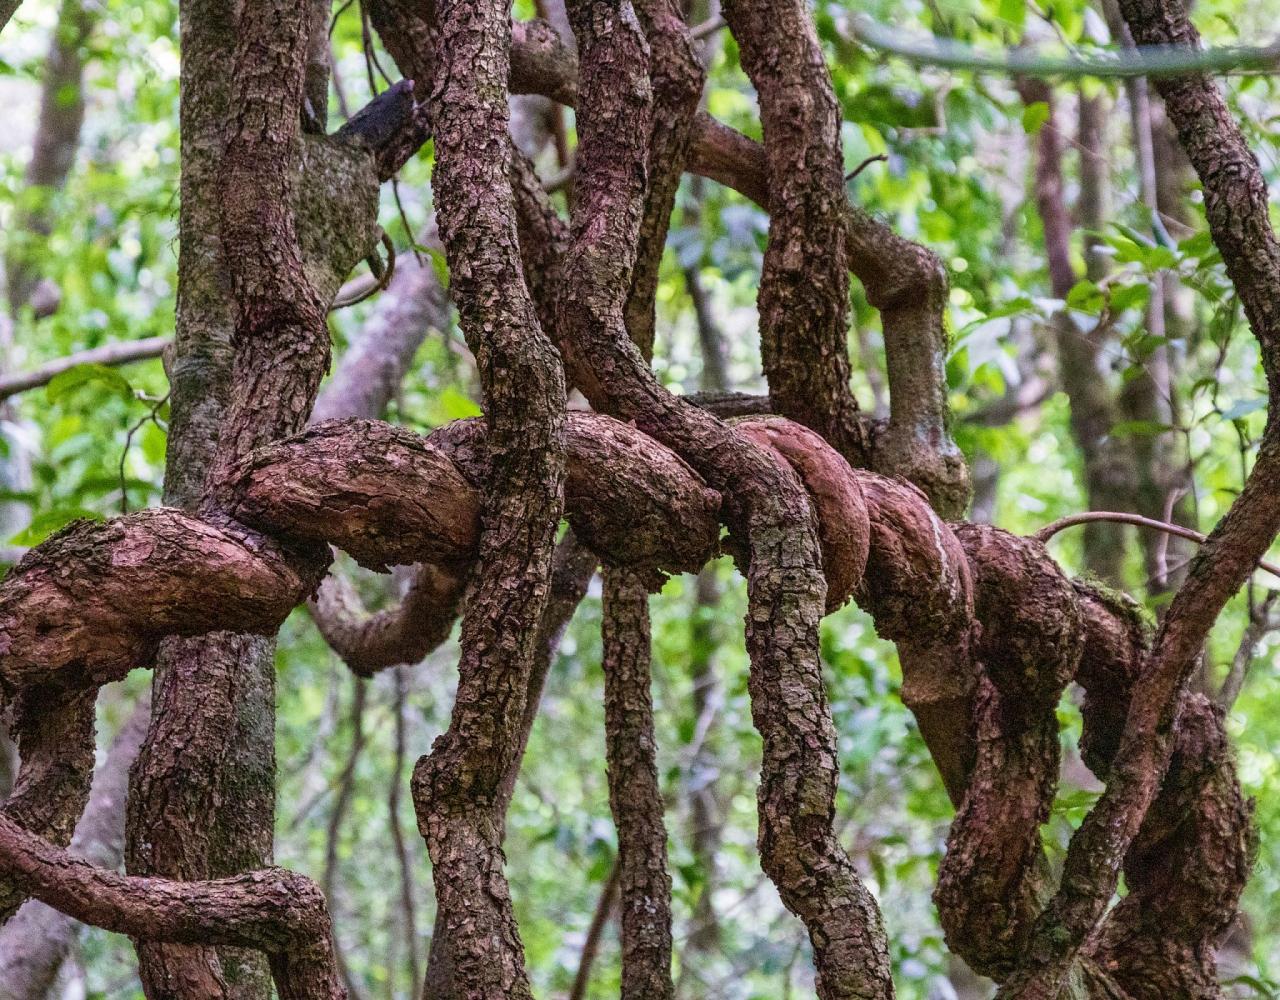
[1035, 510, 1280, 581]
[0, 337, 169, 403]
[601, 568, 674, 999]
[0, 815, 345, 1000]
[406, 0, 568, 993]
[995, 0, 1280, 990]
[850, 13, 1280, 78]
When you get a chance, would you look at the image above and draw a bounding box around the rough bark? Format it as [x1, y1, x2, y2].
[310, 566, 468, 677]
[995, 0, 1280, 991]
[422, 532, 596, 1000]
[407, 0, 568, 996]
[855, 476, 975, 804]
[232, 413, 719, 581]
[127, 0, 284, 990]
[934, 526, 1081, 979]
[624, 0, 704, 360]
[0, 408, 724, 696]
[124, 0, 404, 993]
[0, 0, 1273, 995]
[453, 2, 968, 515]
[305, 236, 458, 678]
[0, 694, 150, 999]
[0, 509, 321, 694]
[601, 568, 674, 1000]
[0, 686, 97, 922]
[720, 0, 864, 465]
[557, 3, 893, 996]
[0, 816, 346, 1000]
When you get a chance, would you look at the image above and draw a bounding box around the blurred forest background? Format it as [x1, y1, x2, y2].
[3, 0, 1280, 996]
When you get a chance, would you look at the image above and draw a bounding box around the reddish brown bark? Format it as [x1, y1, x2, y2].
[406, 0, 568, 995]
[0, 694, 150, 997]
[556, 2, 893, 996]
[721, 0, 864, 465]
[0, 815, 346, 1000]
[498, 10, 968, 515]
[624, 0, 704, 360]
[994, 0, 1280, 991]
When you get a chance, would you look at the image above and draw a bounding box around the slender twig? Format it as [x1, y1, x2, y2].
[331, 232, 397, 309]
[0, 263, 393, 400]
[329, 0, 356, 36]
[690, 14, 726, 41]
[851, 14, 1280, 77]
[1218, 590, 1280, 709]
[844, 153, 887, 182]
[1035, 510, 1280, 580]
[118, 392, 169, 514]
[567, 859, 621, 1000]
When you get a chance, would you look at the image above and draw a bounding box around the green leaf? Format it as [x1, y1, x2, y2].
[435, 386, 482, 422]
[45, 363, 134, 404]
[1111, 419, 1169, 438]
[1221, 397, 1267, 421]
[998, 0, 1027, 31]
[1066, 279, 1103, 311]
[1021, 101, 1050, 135]
[1108, 283, 1150, 313]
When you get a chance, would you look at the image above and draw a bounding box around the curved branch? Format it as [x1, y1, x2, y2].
[1036, 510, 1280, 581]
[722, 0, 865, 466]
[995, 0, 1280, 987]
[309, 566, 466, 676]
[850, 13, 1280, 78]
[0, 686, 97, 923]
[934, 527, 1081, 978]
[233, 414, 721, 582]
[0, 337, 169, 403]
[558, 1, 892, 995]
[625, 0, 705, 360]
[0, 815, 345, 1000]
[446, 5, 968, 514]
[0, 693, 150, 997]
[0, 509, 325, 695]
